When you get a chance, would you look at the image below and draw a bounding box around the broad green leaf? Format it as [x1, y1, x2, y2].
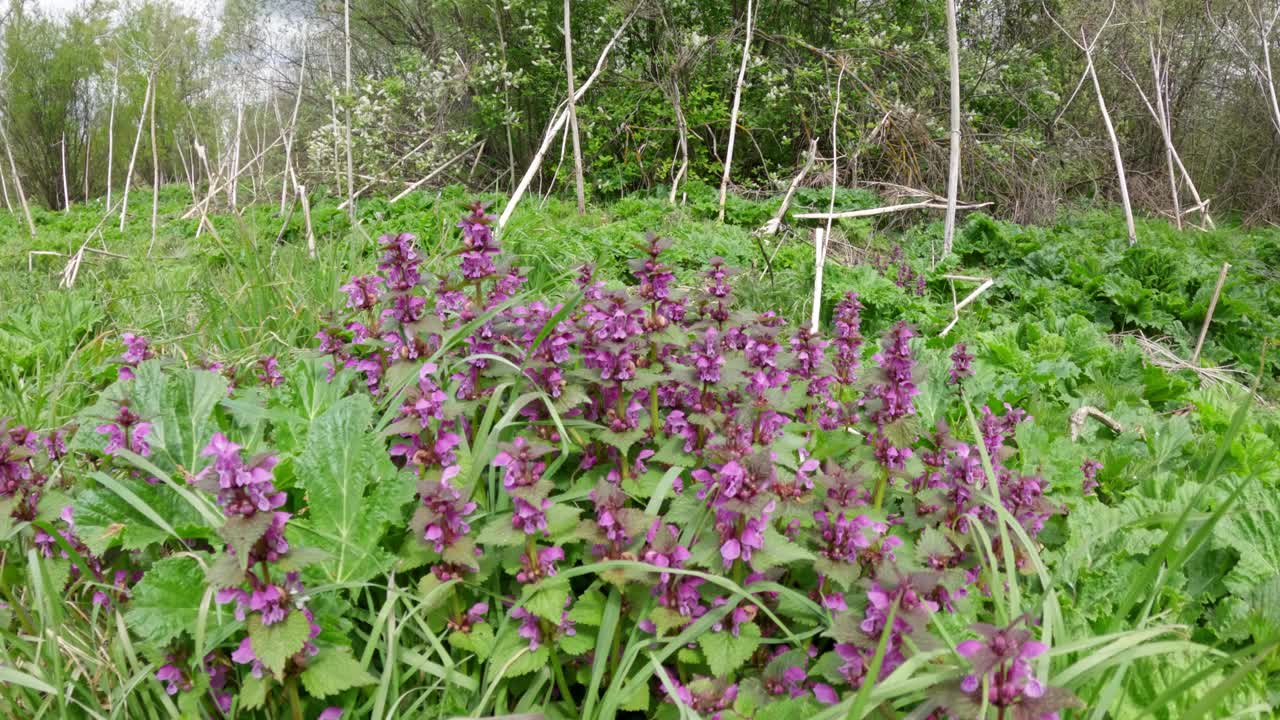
[71, 481, 203, 555]
[126, 555, 209, 645]
[698, 622, 762, 677]
[248, 611, 311, 677]
[290, 395, 415, 584]
[752, 525, 816, 570]
[567, 588, 607, 626]
[299, 648, 377, 698]
[524, 580, 571, 622]
[449, 622, 497, 660]
[239, 676, 268, 710]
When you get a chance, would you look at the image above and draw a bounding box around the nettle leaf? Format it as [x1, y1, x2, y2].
[290, 395, 415, 584]
[72, 481, 205, 555]
[1214, 484, 1280, 599]
[126, 556, 208, 646]
[751, 526, 815, 570]
[650, 606, 691, 635]
[142, 367, 229, 477]
[238, 676, 269, 710]
[558, 627, 596, 656]
[524, 580, 571, 622]
[299, 648, 377, 698]
[619, 680, 650, 712]
[492, 632, 548, 678]
[698, 622, 762, 677]
[477, 515, 524, 547]
[219, 513, 275, 570]
[567, 588, 607, 626]
[248, 611, 311, 677]
[449, 622, 496, 659]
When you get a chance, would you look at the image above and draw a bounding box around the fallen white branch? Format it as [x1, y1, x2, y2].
[390, 141, 486, 204]
[795, 200, 991, 221]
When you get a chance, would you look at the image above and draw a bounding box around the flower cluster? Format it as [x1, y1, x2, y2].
[312, 203, 1069, 715]
[187, 434, 323, 691]
[118, 332, 154, 380]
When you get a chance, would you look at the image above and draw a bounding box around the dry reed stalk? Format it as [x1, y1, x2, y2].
[119, 71, 154, 232]
[757, 138, 817, 237]
[343, 0, 355, 223]
[1192, 262, 1230, 364]
[390, 141, 485, 204]
[668, 79, 689, 205]
[149, 70, 160, 255]
[0, 123, 36, 236]
[794, 199, 991, 220]
[1123, 331, 1263, 403]
[942, 0, 961, 256]
[718, 0, 755, 223]
[106, 57, 118, 208]
[564, 0, 586, 214]
[940, 277, 995, 336]
[61, 132, 70, 210]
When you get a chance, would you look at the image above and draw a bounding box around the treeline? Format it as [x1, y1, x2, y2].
[3, 0, 1280, 225]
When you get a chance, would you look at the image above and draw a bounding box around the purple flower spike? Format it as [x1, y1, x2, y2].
[949, 343, 974, 384]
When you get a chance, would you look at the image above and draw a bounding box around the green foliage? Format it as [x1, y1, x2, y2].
[290, 394, 415, 584]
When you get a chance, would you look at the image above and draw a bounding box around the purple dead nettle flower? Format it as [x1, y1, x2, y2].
[715, 502, 775, 568]
[689, 327, 726, 383]
[631, 233, 676, 305]
[318, 708, 344, 720]
[703, 257, 734, 323]
[832, 292, 864, 384]
[869, 321, 919, 425]
[955, 618, 1078, 718]
[340, 274, 385, 311]
[457, 202, 500, 281]
[1081, 458, 1103, 496]
[510, 598, 575, 651]
[378, 232, 423, 291]
[118, 332, 153, 380]
[949, 343, 974, 384]
[492, 436, 551, 489]
[665, 677, 739, 720]
[95, 404, 152, 458]
[156, 658, 192, 696]
[415, 465, 476, 552]
[516, 545, 564, 583]
[814, 511, 897, 565]
[257, 355, 284, 387]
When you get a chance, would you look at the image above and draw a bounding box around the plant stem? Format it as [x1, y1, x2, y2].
[286, 677, 303, 720]
[549, 646, 577, 711]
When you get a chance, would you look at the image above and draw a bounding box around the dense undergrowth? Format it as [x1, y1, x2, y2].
[1, 186, 1279, 718]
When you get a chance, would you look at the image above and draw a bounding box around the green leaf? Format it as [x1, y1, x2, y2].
[135, 366, 229, 476]
[698, 622, 762, 677]
[125, 556, 208, 645]
[476, 514, 524, 547]
[558, 628, 596, 656]
[618, 680, 650, 712]
[219, 513, 275, 569]
[751, 526, 816, 570]
[248, 611, 311, 678]
[299, 648, 377, 698]
[449, 622, 496, 660]
[290, 395, 415, 584]
[567, 589, 607, 626]
[492, 632, 549, 678]
[524, 580, 571, 622]
[1214, 483, 1280, 598]
[238, 676, 268, 710]
[71, 479, 203, 555]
